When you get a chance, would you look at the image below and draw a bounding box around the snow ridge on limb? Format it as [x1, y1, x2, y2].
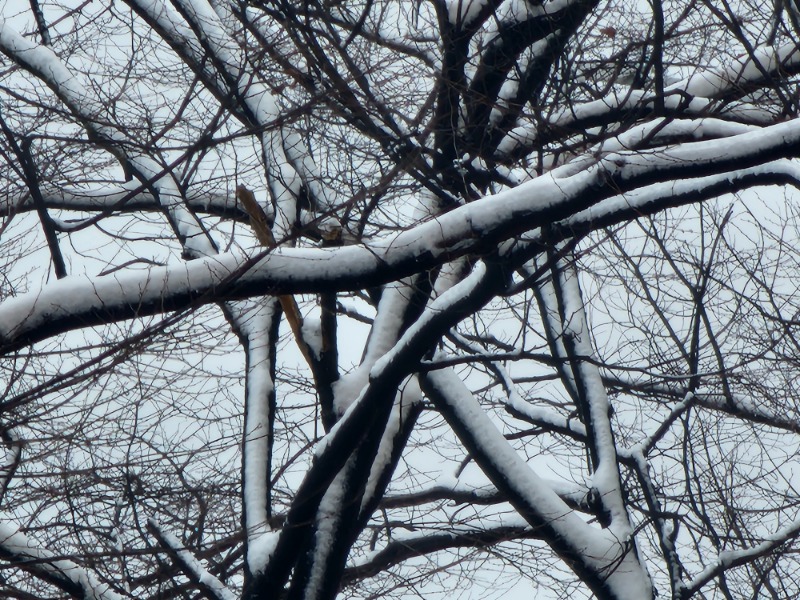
[0, 520, 124, 600]
[0, 22, 217, 259]
[3, 144, 800, 355]
[147, 519, 236, 600]
[680, 42, 800, 100]
[245, 261, 506, 596]
[420, 366, 653, 600]
[162, 0, 334, 234]
[495, 40, 800, 160]
[0, 21, 289, 586]
[540, 256, 630, 526]
[240, 302, 279, 545]
[0, 184, 251, 223]
[682, 515, 800, 598]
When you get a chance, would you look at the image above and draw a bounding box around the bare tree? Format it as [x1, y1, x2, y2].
[2, 1, 800, 599]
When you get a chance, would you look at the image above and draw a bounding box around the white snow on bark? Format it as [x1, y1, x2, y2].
[557, 265, 630, 527]
[241, 301, 278, 549]
[332, 279, 413, 414]
[304, 465, 349, 599]
[0, 519, 123, 600]
[424, 366, 654, 599]
[0, 432, 19, 494]
[359, 378, 422, 514]
[301, 317, 324, 360]
[0, 22, 216, 258]
[496, 40, 799, 158]
[371, 262, 488, 379]
[4, 122, 800, 349]
[148, 519, 236, 600]
[685, 514, 800, 595]
[247, 530, 280, 576]
[680, 42, 800, 99]
[0, 183, 247, 221]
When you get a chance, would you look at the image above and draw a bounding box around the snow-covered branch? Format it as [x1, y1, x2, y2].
[683, 516, 800, 598]
[2, 131, 800, 354]
[148, 519, 236, 600]
[0, 520, 124, 600]
[420, 365, 653, 600]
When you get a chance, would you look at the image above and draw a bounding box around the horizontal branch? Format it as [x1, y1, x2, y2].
[0, 185, 250, 223]
[343, 523, 537, 584]
[381, 477, 589, 511]
[2, 126, 800, 353]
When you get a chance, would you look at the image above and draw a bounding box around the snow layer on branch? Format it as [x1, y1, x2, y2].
[679, 42, 800, 99]
[332, 279, 413, 414]
[686, 514, 800, 594]
[148, 519, 236, 600]
[5, 120, 800, 350]
[0, 182, 248, 221]
[242, 302, 278, 544]
[304, 466, 349, 599]
[557, 266, 630, 526]
[128, 0, 212, 82]
[496, 43, 796, 158]
[247, 530, 279, 576]
[360, 378, 422, 513]
[0, 22, 216, 258]
[424, 366, 653, 599]
[301, 317, 323, 360]
[0, 520, 123, 600]
[0, 432, 20, 493]
[165, 0, 321, 234]
[371, 262, 488, 379]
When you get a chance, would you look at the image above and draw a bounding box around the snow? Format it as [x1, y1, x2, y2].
[247, 530, 280, 575]
[686, 514, 800, 594]
[679, 42, 800, 99]
[371, 262, 488, 379]
[496, 42, 795, 159]
[0, 432, 19, 492]
[301, 317, 323, 359]
[423, 365, 653, 599]
[0, 519, 123, 600]
[0, 183, 245, 222]
[360, 379, 421, 512]
[332, 279, 415, 415]
[241, 302, 278, 542]
[303, 467, 348, 598]
[5, 114, 800, 351]
[552, 263, 631, 527]
[148, 519, 236, 600]
[0, 22, 217, 258]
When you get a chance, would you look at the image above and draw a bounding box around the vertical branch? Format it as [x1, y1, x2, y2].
[28, 0, 51, 46]
[0, 116, 66, 279]
[317, 291, 339, 430]
[542, 250, 631, 529]
[651, 0, 666, 114]
[240, 300, 280, 579]
[286, 393, 422, 600]
[0, 429, 20, 506]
